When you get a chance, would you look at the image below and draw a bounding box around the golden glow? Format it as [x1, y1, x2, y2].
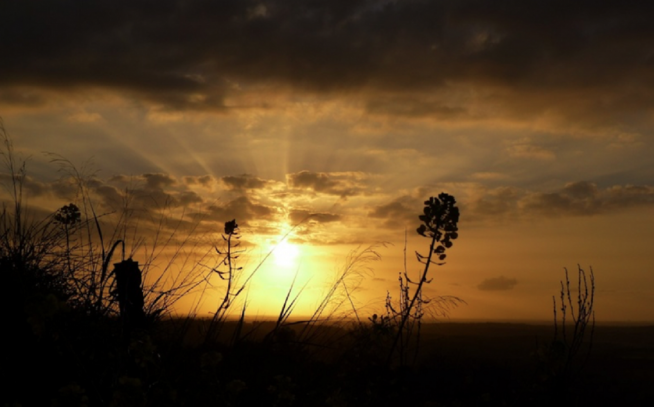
[272, 239, 300, 268]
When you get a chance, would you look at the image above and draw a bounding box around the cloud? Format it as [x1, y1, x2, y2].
[478, 276, 518, 291]
[178, 191, 204, 206]
[604, 184, 654, 208]
[0, 174, 49, 197]
[4, 0, 651, 128]
[142, 173, 176, 190]
[470, 172, 508, 181]
[289, 209, 341, 225]
[183, 175, 216, 189]
[364, 181, 654, 228]
[368, 195, 418, 228]
[506, 141, 555, 161]
[220, 174, 272, 190]
[63, 173, 207, 212]
[66, 111, 104, 123]
[466, 186, 522, 219]
[204, 196, 278, 225]
[517, 181, 603, 217]
[92, 182, 125, 209]
[366, 97, 467, 119]
[51, 178, 79, 200]
[461, 182, 654, 221]
[0, 88, 47, 108]
[287, 170, 367, 197]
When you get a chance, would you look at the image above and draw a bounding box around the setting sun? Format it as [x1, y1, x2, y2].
[272, 239, 300, 268]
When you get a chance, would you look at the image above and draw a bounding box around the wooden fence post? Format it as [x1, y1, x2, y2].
[112, 259, 145, 335]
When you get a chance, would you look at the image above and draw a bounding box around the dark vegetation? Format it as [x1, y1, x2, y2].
[2, 119, 652, 406]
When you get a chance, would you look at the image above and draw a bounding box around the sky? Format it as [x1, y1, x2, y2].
[2, 0, 654, 322]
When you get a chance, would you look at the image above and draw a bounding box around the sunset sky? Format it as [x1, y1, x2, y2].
[2, 0, 653, 322]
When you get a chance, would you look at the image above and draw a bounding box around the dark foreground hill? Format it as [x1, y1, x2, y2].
[8, 309, 653, 406]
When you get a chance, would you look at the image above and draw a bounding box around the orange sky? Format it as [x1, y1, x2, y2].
[2, 0, 653, 322]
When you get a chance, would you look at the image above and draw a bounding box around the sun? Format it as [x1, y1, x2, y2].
[272, 239, 300, 268]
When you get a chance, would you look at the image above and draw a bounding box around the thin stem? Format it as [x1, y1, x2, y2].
[387, 232, 438, 365]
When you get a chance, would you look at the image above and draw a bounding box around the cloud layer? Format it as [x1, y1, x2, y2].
[369, 181, 654, 227]
[6, 163, 654, 241]
[3, 0, 653, 131]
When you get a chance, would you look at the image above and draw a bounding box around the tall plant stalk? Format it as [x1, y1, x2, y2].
[551, 265, 596, 379]
[387, 194, 460, 366]
[205, 219, 243, 342]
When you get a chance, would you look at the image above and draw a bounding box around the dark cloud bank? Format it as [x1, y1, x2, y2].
[369, 181, 654, 226]
[2, 0, 653, 125]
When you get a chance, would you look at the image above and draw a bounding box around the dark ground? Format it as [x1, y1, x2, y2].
[6, 312, 654, 406]
[415, 322, 654, 405]
[165, 319, 654, 406]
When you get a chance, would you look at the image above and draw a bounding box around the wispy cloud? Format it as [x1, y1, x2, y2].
[289, 209, 341, 224]
[478, 276, 518, 291]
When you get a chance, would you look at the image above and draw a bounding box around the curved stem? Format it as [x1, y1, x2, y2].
[387, 233, 438, 366]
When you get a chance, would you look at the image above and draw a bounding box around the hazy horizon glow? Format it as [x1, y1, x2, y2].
[2, 0, 654, 321]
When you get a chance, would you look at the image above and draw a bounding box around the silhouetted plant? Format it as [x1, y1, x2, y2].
[387, 193, 463, 365]
[47, 156, 208, 319]
[545, 265, 595, 383]
[201, 218, 297, 345]
[297, 243, 384, 347]
[205, 219, 244, 342]
[1, 118, 213, 325]
[1, 120, 59, 274]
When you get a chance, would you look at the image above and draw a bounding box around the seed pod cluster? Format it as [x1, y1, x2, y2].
[416, 193, 459, 261]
